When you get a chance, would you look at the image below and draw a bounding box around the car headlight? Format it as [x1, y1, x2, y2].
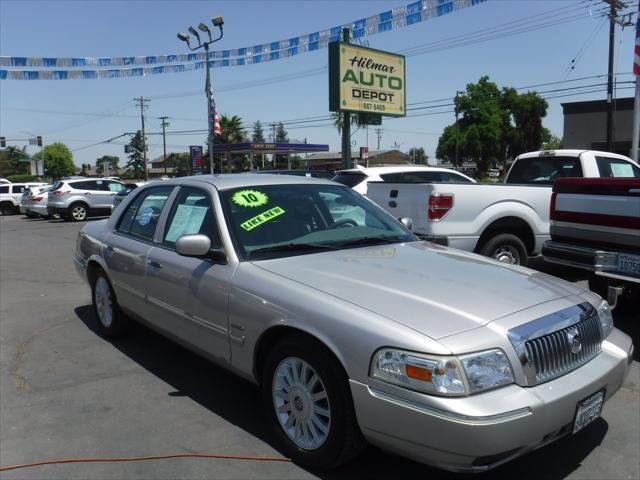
[597, 300, 614, 339]
[370, 349, 466, 396]
[371, 348, 515, 396]
[458, 349, 514, 393]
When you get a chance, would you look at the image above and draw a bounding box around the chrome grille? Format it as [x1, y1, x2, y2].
[524, 311, 602, 384]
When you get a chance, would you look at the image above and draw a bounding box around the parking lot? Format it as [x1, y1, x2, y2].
[0, 214, 638, 480]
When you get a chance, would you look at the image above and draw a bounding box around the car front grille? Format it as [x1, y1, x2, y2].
[524, 311, 602, 384]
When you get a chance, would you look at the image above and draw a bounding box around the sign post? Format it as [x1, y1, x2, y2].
[329, 39, 405, 169]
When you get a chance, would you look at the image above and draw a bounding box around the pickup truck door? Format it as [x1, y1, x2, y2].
[144, 186, 232, 362]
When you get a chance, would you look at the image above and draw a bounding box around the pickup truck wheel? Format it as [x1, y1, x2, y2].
[262, 338, 363, 469]
[91, 270, 127, 338]
[0, 202, 14, 216]
[480, 234, 528, 267]
[69, 203, 88, 222]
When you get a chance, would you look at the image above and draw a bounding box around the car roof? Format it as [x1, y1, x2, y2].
[141, 173, 337, 191]
[515, 149, 635, 162]
[337, 166, 465, 175]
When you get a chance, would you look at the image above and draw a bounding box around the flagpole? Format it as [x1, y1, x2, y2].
[633, 78, 640, 163]
[633, 3, 640, 163]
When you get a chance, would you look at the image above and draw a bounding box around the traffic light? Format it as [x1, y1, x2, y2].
[36, 136, 42, 147]
[0, 137, 5, 148]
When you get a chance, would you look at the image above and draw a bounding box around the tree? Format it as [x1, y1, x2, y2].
[33, 142, 75, 179]
[252, 120, 266, 143]
[408, 147, 428, 165]
[212, 114, 246, 172]
[541, 134, 563, 150]
[0, 146, 29, 176]
[96, 155, 119, 176]
[436, 76, 549, 176]
[125, 131, 147, 178]
[330, 112, 365, 135]
[274, 122, 289, 169]
[166, 152, 191, 177]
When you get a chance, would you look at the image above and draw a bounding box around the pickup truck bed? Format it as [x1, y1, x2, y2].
[542, 178, 640, 304]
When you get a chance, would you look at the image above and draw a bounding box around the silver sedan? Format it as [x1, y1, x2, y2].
[74, 174, 633, 472]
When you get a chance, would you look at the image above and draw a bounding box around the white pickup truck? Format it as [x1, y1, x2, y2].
[366, 150, 640, 267]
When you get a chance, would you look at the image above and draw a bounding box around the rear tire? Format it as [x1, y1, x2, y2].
[69, 203, 88, 222]
[262, 336, 364, 469]
[479, 233, 528, 267]
[0, 202, 14, 216]
[91, 269, 128, 338]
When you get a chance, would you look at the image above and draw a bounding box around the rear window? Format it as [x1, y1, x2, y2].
[380, 171, 473, 183]
[331, 172, 367, 188]
[506, 156, 583, 185]
[51, 181, 65, 191]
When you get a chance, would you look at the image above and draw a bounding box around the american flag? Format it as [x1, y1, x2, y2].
[635, 3, 640, 76]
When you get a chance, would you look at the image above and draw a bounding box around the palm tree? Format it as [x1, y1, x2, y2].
[214, 114, 247, 172]
[331, 112, 366, 135]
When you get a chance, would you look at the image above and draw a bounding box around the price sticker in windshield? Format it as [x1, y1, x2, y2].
[232, 189, 269, 208]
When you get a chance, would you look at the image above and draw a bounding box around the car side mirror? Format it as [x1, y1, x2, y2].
[175, 234, 212, 257]
[399, 217, 413, 230]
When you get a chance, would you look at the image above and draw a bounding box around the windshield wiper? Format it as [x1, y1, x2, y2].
[335, 236, 406, 249]
[249, 243, 338, 257]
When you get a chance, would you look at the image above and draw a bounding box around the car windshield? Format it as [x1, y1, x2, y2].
[219, 184, 416, 260]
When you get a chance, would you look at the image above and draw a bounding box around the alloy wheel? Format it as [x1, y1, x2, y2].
[272, 357, 331, 450]
[72, 205, 87, 221]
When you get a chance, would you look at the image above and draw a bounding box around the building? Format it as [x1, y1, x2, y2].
[562, 97, 637, 157]
[304, 149, 410, 170]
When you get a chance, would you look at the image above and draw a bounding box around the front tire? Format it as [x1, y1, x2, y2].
[262, 337, 364, 469]
[91, 270, 127, 338]
[479, 233, 528, 267]
[0, 202, 14, 216]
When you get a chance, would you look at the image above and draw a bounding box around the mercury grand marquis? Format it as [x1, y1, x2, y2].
[74, 174, 633, 472]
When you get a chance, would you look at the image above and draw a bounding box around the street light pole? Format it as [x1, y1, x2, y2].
[177, 17, 224, 175]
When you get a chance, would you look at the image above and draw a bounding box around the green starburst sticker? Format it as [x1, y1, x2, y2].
[232, 189, 269, 208]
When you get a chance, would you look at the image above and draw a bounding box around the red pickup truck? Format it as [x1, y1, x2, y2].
[542, 178, 640, 306]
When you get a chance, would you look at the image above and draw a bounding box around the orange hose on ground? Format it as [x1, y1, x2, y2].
[0, 452, 292, 473]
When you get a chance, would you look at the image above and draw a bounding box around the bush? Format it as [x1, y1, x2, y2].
[7, 174, 35, 183]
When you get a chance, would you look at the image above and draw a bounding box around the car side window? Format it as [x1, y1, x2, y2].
[440, 172, 472, 183]
[0, 186, 8, 194]
[508, 157, 583, 185]
[107, 181, 125, 192]
[117, 186, 174, 241]
[596, 156, 640, 178]
[12, 185, 26, 194]
[162, 187, 222, 249]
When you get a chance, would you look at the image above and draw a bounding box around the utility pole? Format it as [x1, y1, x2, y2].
[455, 90, 464, 168]
[159, 116, 170, 176]
[375, 128, 383, 150]
[341, 27, 352, 169]
[606, 0, 617, 152]
[134, 97, 150, 181]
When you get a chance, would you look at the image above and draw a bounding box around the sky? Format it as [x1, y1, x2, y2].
[0, 0, 638, 168]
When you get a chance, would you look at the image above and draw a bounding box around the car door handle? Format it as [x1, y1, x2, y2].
[84, 192, 92, 195]
[147, 259, 163, 269]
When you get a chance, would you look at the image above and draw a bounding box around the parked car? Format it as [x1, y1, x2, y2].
[19, 185, 51, 217]
[0, 178, 11, 185]
[254, 169, 335, 180]
[111, 182, 145, 212]
[74, 174, 632, 473]
[0, 182, 48, 215]
[47, 178, 125, 221]
[543, 177, 640, 306]
[332, 165, 476, 195]
[27, 185, 61, 220]
[366, 150, 640, 266]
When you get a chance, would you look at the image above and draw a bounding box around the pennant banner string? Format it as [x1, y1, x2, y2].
[0, 0, 486, 80]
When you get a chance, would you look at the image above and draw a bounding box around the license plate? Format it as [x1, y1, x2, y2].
[573, 389, 605, 434]
[618, 253, 640, 275]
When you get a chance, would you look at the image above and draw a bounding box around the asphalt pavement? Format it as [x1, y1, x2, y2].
[0, 214, 638, 480]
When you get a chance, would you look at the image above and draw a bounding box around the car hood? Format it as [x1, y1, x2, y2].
[253, 242, 585, 339]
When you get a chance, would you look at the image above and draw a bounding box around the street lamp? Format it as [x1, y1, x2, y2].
[177, 16, 224, 175]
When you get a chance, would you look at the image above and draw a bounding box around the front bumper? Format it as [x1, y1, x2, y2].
[350, 328, 633, 472]
[543, 241, 640, 284]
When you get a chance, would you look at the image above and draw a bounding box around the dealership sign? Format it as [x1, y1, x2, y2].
[329, 42, 405, 117]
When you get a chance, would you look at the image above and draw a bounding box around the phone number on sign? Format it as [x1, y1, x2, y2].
[362, 103, 386, 111]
